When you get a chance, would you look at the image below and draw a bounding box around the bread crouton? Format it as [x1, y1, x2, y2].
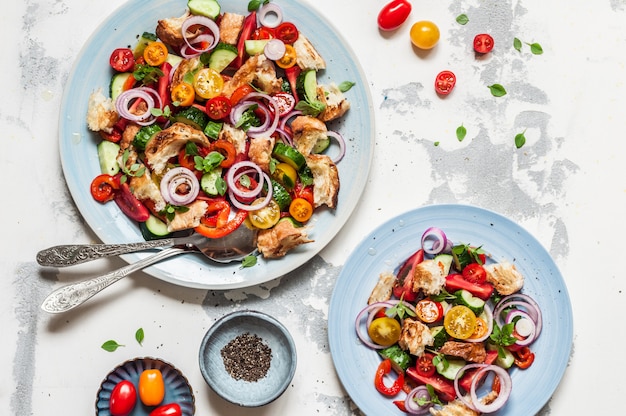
[129, 170, 167, 213]
[305, 154, 339, 209]
[291, 115, 327, 156]
[484, 262, 524, 295]
[166, 200, 208, 232]
[257, 219, 313, 258]
[248, 136, 275, 173]
[429, 398, 481, 416]
[86, 88, 119, 133]
[218, 123, 247, 155]
[156, 11, 200, 48]
[144, 122, 212, 175]
[398, 318, 434, 356]
[219, 13, 244, 45]
[293, 33, 326, 70]
[222, 54, 283, 97]
[412, 259, 446, 296]
[317, 83, 350, 122]
[368, 272, 396, 305]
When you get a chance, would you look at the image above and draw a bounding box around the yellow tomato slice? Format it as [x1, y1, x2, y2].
[194, 67, 224, 100]
[248, 198, 281, 229]
[368, 317, 401, 347]
[443, 305, 477, 339]
[273, 162, 297, 189]
[143, 41, 168, 66]
[171, 82, 195, 106]
[468, 317, 489, 340]
[276, 44, 297, 69]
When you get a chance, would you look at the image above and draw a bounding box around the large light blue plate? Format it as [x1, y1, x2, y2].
[59, 0, 374, 289]
[328, 204, 573, 415]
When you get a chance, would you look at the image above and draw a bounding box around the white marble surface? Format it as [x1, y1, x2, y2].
[2, 0, 626, 414]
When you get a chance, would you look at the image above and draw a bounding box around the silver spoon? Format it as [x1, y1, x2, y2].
[40, 227, 258, 314]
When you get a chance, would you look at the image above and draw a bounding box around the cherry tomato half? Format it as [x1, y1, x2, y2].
[377, 0, 412, 31]
[462, 263, 487, 284]
[410, 21, 440, 50]
[368, 317, 401, 347]
[276, 44, 297, 69]
[143, 41, 169, 66]
[171, 82, 195, 106]
[415, 299, 444, 323]
[474, 33, 494, 54]
[194, 68, 223, 100]
[252, 27, 275, 40]
[415, 352, 436, 377]
[109, 48, 135, 72]
[434, 70, 456, 95]
[229, 84, 255, 106]
[139, 369, 165, 407]
[109, 380, 137, 416]
[444, 305, 477, 340]
[206, 96, 232, 120]
[272, 92, 296, 116]
[289, 197, 313, 222]
[274, 22, 299, 44]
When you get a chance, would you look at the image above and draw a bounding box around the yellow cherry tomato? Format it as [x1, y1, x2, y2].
[171, 82, 195, 106]
[444, 305, 477, 340]
[273, 162, 298, 189]
[368, 317, 401, 347]
[289, 197, 313, 223]
[138, 369, 165, 406]
[194, 67, 224, 100]
[276, 44, 297, 69]
[468, 317, 489, 340]
[143, 41, 169, 66]
[410, 21, 440, 50]
[249, 198, 281, 229]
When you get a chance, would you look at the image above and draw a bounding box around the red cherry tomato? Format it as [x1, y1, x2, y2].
[206, 96, 232, 120]
[109, 380, 137, 416]
[415, 352, 436, 377]
[462, 263, 487, 284]
[252, 27, 275, 40]
[149, 403, 182, 416]
[434, 70, 456, 95]
[109, 48, 135, 72]
[271, 92, 296, 116]
[377, 0, 412, 31]
[474, 33, 494, 54]
[274, 22, 299, 44]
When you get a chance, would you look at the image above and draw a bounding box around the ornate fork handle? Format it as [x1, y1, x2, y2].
[36, 239, 176, 267]
[40, 247, 188, 314]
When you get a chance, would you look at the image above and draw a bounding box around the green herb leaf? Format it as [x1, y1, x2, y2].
[488, 84, 507, 97]
[241, 255, 258, 268]
[434, 141, 440, 146]
[294, 99, 326, 117]
[515, 130, 527, 148]
[248, 0, 269, 12]
[456, 14, 469, 25]
[513, 37, 522, 52]
[456, 124, 467, 142]
[386, 299, 417, 320]
[528, 42, 543, 55]
[338, 81, 355, 92]
[101, 340, 124, 352]
[490, 322, 517, 347]
[135, 328, 144, 345]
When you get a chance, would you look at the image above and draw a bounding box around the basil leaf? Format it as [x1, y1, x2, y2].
[456, 124, 467, 142]
[135, 328, 144, 345]
[513, 37, 522, 52]
[339, 81, 355, 92]
[488, 84, 507, 97]
[101, 340, 124, 352]
[529, 42, 543, 55]
[515, 131, 527, 148]
[456, 14, 469, 25]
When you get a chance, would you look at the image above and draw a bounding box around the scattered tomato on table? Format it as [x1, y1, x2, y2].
[109, 380, 137, 416]
[377, 0, 412, 31]
[474, 33, 495, 53]
[410, 20, 440, 50]
[434, 70, 456, 95]
[139, 369, 165, 406]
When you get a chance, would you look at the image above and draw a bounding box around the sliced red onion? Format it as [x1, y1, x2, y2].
[160, 167, 200, 206]
[181, 15, 219, 55]
[326, 130, 347, 163]
[469, 365, 512, 413]
[257, 2, 283, 28]
[421, 227, 448, 255]
[506, 309, 537, 345]
[225, 161, 264, 199]
[494, 293, 542, 345]
[115, 87, 156, 125]
[355, 302, 396, 350]
[247, 93, 280, 138]
[180, 33, 217, 58]
[404, 386, 433, 414]
[264, 39, 286, 60]
[453, 363, 484, 412]
[274, 127, 293, 146]
[279, 109, 303, 130]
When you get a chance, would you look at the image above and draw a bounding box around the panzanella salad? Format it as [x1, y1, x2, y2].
[85, 0, 354, 260]
[356, 227, 542, 414]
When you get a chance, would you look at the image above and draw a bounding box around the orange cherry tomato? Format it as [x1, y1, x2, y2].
[171, 82, 195, 106]
[143, 41, 169, 66]
[415, 298, 444, 323]
[276, 44, 297, 69]
[289, 197, 313, 222]
[138, 369, 165, 407]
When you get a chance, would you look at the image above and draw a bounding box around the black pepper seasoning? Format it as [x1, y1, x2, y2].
[220, 332, 272, 382]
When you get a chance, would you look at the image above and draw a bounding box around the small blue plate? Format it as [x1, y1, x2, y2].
[95, 357, 195, 415]
[328, 204, 573, 415]
[199, 310, 297, 407]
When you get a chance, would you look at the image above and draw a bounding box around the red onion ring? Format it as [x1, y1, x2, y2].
[325, 130, 347, 163]
[228, 172, 272, 211]
[421, 227, 449, 255]
[355, 302, 396, 350]
[115, 87, 156, 125]
[274, 127, 293, 146]
[469, 365, 512, 413]
[181, 15, 219, 55]
[257, 3, 283, 28]
[453, 363, 484, 411]
[225, 161, 264, 199]
[506, 309, 537, 346]
[264, 39, 286, 60]
[494, 293, 542, 345]
[404, 386, 433, 414]
[279, 109, 303, 130]
[246, 93, 280, 138]
[160, 167, 200, 206]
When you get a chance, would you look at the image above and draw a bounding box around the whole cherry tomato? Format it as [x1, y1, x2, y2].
[474, 33, 494, 53]
[109, 48, 135, 72]
[109, 380, 137, 416]
[149, 403, 182, 416]
[377, 0, 412, 31]
[138, 369, 165, 406]
[410, 21, 440, 50]
[434, 70, 456, 95]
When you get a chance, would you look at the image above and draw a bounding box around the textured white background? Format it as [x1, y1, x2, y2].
[2, 0, 625, 414]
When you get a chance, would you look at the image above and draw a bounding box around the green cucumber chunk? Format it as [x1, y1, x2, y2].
[312, 135, 330, 154]
[109, 72, 134, 100]
[209, 43, 238, 72]
[133, 124, 161, 151]
[133, 32, 157, 59]
[271, 179, 292, 211]
[200, 168, 224, 196]
[273, 142, 306, 170]
[244, 39, 269, 56]
[97, 140, 121, 175]
[455, 289, 485, 315]
[188, 0, 220, 18]
[433, 253, 454, 275]
[430, 325, 449, 349]
[436, 357, 467, 380]
[296, 69, 318, 102]
[171, 106, 210, 130]
[140, 215, 171, 240]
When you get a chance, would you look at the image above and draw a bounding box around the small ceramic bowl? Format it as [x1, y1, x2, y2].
[199, 310, 297, 407]
[95, 357, 195, 415]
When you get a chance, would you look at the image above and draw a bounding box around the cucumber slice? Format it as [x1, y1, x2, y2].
[166, 53, 183, 68]
[200, 168, 224, 196]
[492, 345, 515, 369]
[244, 39, 269, 56]
[140, 215, 171, 240]
[209, 43, 238, 72]
[109, 72, 133, 100]
[430, 325, 449, 349]
[455, 289, 485, 315]
[188, 0, 220, 18]
[97, 140, 121, 175]
[433, 253, 454, 275]
[296, 69, 318, 102]
[271, 179, 292, 211]
[171, 106, 210, 130]
[273, 142, 306, 170]
[436, 358, 467, 380]
[133, 124, 161, 151]
[133, 32, 157, 59]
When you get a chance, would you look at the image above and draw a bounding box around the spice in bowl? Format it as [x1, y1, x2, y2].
[220, 332, 272, 382]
